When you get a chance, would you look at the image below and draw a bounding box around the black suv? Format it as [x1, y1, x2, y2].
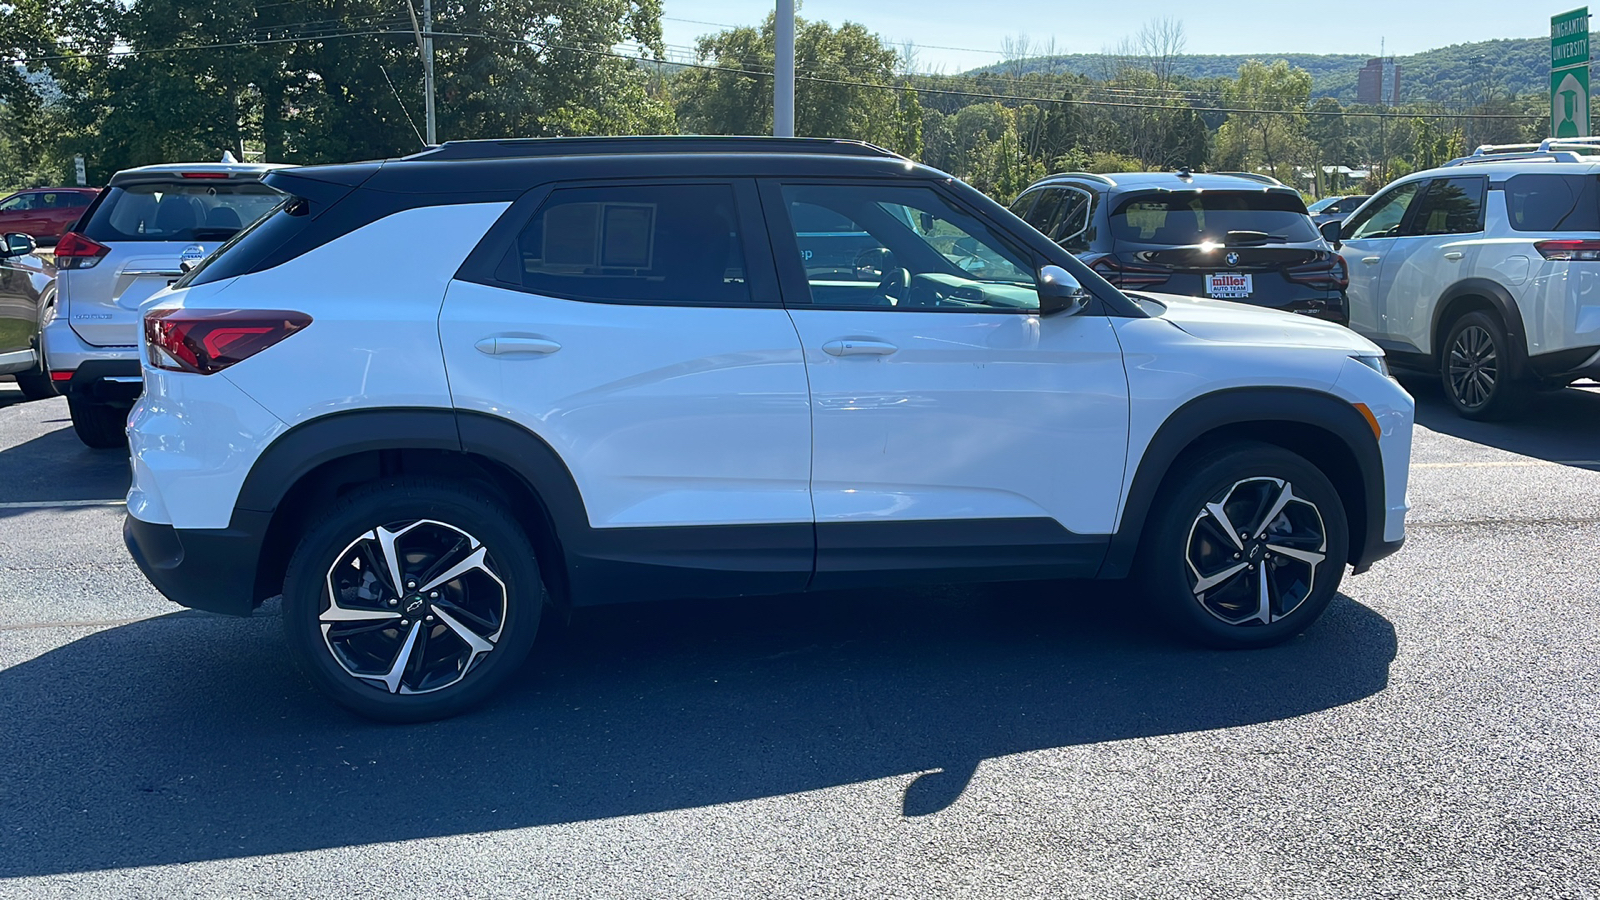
[1010, 171, 1350, 323]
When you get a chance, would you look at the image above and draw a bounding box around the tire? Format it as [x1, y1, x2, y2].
[1440, 310, 1529, 421]
[281, 478, 545, 722]
[1138, 442, 1349, 649]
[12, 367, 56, 401]
[66, 395, 128, 449]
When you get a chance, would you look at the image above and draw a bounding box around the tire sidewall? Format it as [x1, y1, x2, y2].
[1143, 443, 1348, 649]
[282, 479, 543, 722]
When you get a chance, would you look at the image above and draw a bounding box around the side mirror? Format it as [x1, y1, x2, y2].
[1038, 264, 1090, 316]
[2, 232, 36, 259]
[1319, 220, 1343, 247]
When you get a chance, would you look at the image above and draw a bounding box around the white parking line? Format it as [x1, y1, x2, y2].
[0, 499, 125, 510]
[1413, 460, 1600, 469]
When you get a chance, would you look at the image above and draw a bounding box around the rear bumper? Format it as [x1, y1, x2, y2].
[124, 512, 267, 616]
[59, 359, 142, 402]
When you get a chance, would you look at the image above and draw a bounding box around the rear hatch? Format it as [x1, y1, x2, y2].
[1088, 189, 1347, 319]
[62, 172, 282, 347]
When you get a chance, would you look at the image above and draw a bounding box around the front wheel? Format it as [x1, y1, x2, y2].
[282, 478, 545, 722]
[1139, 443, 1348, 649]
[1441, 311, 1529, 421]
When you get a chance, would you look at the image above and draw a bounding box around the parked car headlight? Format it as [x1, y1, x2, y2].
[1351, 354, 1390, 377]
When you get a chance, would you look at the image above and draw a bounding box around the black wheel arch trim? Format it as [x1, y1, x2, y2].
[1098, 387, 1391, 579]
[1429, 278, 1528, 378]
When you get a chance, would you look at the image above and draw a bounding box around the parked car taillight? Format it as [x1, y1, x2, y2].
[1285, 255, 1350, 291]
[1089, 255, 1171, 288]
[52, 232, 110, 270]
[1535, 239, 1600, 260]
[144, 308, 312, 375]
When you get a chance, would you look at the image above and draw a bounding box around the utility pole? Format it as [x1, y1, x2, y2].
[774, 0, 795, 137]
[422, 0, 437, 145]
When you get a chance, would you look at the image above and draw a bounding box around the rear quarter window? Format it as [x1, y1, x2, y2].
[1503, 173, 1600, 232]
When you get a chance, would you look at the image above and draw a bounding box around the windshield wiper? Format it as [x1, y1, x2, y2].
[1222, 230, 1288, 245]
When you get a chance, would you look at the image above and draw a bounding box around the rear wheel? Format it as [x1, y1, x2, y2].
[282, 478, 545, 722]
[1139, 443, 1348, 649]
[66, 395, 127, 448]
[12, 367, 56, 401]
[1441, 310, 1529, 421]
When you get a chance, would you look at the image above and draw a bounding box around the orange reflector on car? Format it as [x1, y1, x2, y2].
[1353, 402, 1382, 440]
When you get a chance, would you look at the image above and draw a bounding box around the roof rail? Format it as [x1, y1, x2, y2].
[1443, 136, 1600, 167]
[1041, 171, 1118, 186]
[405, 135, 905, 162]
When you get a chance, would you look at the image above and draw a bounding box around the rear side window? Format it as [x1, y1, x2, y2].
[81, 182, 282, 243]
[496, 183, 752, 306]
[1407, 177, 1486, 235]
[1110, 191, 1316, 245]
[1504, 173, 1600, 232]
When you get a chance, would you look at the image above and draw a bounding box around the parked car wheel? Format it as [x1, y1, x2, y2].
[281, 478, 545, 722]
[1140, 443, 1348, 649]
[1441, 311, 1529, 421]
[12, 366, 55, 401]
[66, 395, 126, 448]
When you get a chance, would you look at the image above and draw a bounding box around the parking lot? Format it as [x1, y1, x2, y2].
[1, 377, 1598, 898]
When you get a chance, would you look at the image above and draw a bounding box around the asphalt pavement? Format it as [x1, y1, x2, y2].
[0, 376, 1597, 898]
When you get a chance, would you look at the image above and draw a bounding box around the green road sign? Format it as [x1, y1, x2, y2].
[1553, 7, 1592, 137]
[1554, 66, 1591, 137]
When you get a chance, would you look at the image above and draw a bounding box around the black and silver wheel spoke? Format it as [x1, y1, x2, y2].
[1186, 477, 1328, 627]
[320, 519, 508, 696]
[1449, 325, 1497, 409]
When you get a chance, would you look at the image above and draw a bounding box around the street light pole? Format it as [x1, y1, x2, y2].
[422, 0, 437, 145]
[774, 0, 795, 137]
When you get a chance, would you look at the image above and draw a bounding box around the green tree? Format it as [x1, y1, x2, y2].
[1216, 59, 1313, 181]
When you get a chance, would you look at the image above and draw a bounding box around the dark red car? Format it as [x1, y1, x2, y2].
[0, 187, 100, 243]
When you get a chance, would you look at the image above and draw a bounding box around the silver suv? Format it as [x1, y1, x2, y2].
[41, 162, 286, 446]
[1332, 138, 1600, 419]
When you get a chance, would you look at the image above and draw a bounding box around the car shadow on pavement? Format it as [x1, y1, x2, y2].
[1404, 374, 1600, 470]
[0, 581, 1396, 877]
[0, 409, 130, 508]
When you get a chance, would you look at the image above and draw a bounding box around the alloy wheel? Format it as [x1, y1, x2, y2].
[320, 519, 507, 695]
[1185, 477, 1328, 626]
[1447, 324, 1498, 410]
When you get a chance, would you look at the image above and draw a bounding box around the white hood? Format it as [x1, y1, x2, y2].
[1134, 291, 1381, 355]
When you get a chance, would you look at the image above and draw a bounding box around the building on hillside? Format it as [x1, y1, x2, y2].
[1357, 57, 1401, 105]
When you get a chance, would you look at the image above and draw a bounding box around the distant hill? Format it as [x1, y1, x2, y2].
[971, 37, 1552, 103]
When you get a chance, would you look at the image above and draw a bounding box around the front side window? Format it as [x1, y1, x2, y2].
[0, 194, 35, 212]
[776, 183, 1038, 312]
[498, 183, 751, 306]
[1344, 181, 1423, 240]
[1407, 177, 1486, 236]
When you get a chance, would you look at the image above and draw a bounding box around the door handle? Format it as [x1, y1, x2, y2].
[822, 339, 898, 357]
[475, 336, 561, 356]
[1361, 256, 1381, 266]
[1444, 251, 1464, 261]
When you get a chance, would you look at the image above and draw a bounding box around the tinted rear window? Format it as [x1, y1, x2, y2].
[82, 182, 282, 243]
[1110, 191, 1316, 244]
[1504, 173, 1600, 232]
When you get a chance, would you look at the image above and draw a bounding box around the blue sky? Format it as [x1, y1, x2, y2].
[660, 1, 1562, 72]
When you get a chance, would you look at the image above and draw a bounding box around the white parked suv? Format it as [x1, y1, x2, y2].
[122, 137, 1413, 721]
[1331, 138, 1600, 419]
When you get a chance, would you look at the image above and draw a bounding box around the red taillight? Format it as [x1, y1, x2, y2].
[1089, 255, 1171, 288]
[1535, 239, 1600, 260]
[143, 309, 312, 375]
[180, 172, 231, 179]
[53, 232, 111, 270]
[1285, 255, 1350, 291]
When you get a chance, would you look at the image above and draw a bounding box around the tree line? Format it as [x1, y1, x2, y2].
[0, 2, 1553, 201]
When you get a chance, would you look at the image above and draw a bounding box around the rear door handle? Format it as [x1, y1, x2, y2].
[1361, 256, 1381, 266]
[822, 339, 898, 357]
[1444, 251, 1464, 261]
[475, 336, 561, 356]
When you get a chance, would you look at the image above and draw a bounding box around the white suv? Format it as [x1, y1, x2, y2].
[1333, 138, 1600, 419]
[122, 137, 1413, 721]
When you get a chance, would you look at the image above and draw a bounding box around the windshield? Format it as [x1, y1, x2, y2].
[82, 181, 283, 243]
[1307, 197, 1339, 213]
[1110, 191, 1317, 245]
